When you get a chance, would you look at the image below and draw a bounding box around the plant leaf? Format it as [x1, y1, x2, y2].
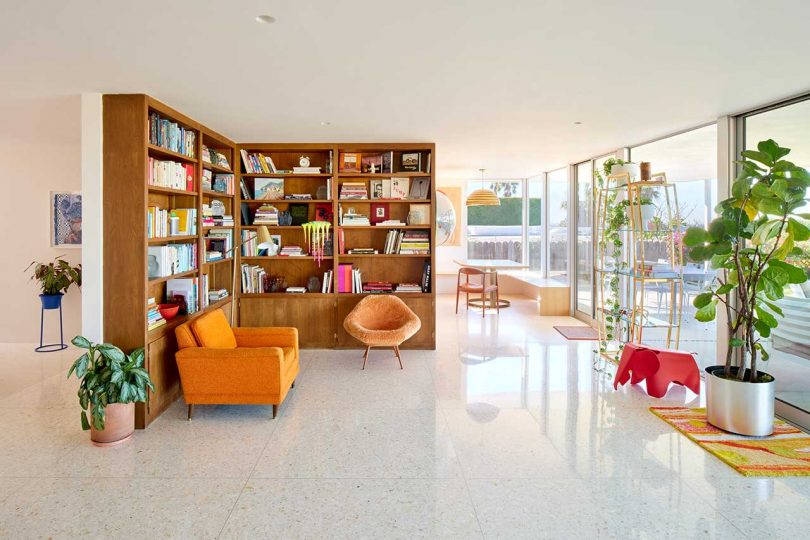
[693, 292, 713, 309]
[695, 300, 717, 322]
[71, 335, 91, 349]
[683, 227, 709, 247]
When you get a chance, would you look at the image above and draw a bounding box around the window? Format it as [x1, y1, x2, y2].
[744, 98, 810, 413]
[630, 124, 718, 364]
[547, 169, 569, 282]
[527, 177, 543, 271]
[466, 181, 524, 263]
[574, 162, 592, 312]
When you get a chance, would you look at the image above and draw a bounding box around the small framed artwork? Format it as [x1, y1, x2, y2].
[51, 191, 82, 247]
[401, 152, 421, 172]
[271, 234, 282, 249]
[370, 180, 384, 199]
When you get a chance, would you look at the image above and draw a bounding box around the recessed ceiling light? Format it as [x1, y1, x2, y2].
[320, 121, 331, 126]
[255, 15, 276, 24]
[573, 121, 582, 125]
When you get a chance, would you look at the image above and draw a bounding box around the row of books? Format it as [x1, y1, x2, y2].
[149, 112, 195, 158]
[337, 264, 364, 293]
[334, 262, 431, 293]
[202, 145, 230, 169]
[339, 151, 431, 174]
[241, 263, 266, 293]
[241, 151, 332, 175]
[148, 158, 194, 192]
[369, 178, 429, 200]
[202, 171, 235, 195]
[239, 178, 332, 201]
[147, 207, 196, 239]
[204, 229, 233, 262]
[168, 277, 200, 315]
[383, 230, 430, 254]
[147, 243, 197, 279]
[146, 298, 166, 331]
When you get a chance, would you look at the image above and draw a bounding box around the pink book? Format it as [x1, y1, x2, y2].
[338, 263, 352, 293]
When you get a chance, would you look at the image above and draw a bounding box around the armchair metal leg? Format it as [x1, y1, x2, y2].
[362, 346, 371, 370]
[187, 404, 194, 421]
[272, 404, 278, 419]
[394, 346, 404, 370]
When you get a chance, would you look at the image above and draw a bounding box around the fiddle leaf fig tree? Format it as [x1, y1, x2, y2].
[683, 139, 810, 382]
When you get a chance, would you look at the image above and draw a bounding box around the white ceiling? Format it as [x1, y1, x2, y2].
[2, 0, 810, 180]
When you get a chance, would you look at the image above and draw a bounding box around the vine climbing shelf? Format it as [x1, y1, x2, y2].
[595, 172, 684, 365]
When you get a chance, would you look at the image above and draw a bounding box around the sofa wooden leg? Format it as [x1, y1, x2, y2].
[187, 404, 194, 421]
[272, 404, 278, 419]
[394, 346, 404, 370]
[362, 346, 371, 370]
[291, 379, 295, 388]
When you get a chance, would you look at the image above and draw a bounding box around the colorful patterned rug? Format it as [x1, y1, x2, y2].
[650, 406, 810, 477]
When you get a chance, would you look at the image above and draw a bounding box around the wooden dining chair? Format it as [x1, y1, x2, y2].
[456, 267, 499, 317]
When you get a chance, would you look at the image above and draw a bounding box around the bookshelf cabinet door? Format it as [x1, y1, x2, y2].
[239, 297, 336, 348]
[336, 296, 434, 349]
[142, 333, 182, 428]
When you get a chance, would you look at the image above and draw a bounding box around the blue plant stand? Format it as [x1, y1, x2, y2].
[36, 294, 68, 353]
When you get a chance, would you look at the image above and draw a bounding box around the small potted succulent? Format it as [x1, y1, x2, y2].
[68, 336, 155, 446]
[26, 257, 82, 309]
[683, 139, 810, 436]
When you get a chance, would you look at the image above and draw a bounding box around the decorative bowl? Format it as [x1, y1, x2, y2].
[158, 303, 180, 320]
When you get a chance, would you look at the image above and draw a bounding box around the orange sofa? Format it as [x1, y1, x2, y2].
[174, 309, 299, 419]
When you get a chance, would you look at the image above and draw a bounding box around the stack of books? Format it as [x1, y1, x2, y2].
[202, 146, 230, 169]
[241, 263, 267, 293]
[205, 229, 233, 261]
[211, 214, 234, 227]
[240, 150, 277, 174]
[167, 277, 199, 314]
[339, 183, 368, 199]
[375, 219, 406, 227]
[293, 166, 321, 174]
[149, 112, 196, 157]
[146, 298, 166, 331]
[347, 248, 377, 255]
[398, 231, 430, 254]
[285, 286, 307, 293]
[396, 283, 422, 293]
[147, 243, 197, 278]
[208, 289, 229, 302]
[284, 194, 313, 200]
[341, 212, 370, 226]
[212, 174, 235, 195]
[280, 245, 305, 256]
[148, 159, 194, 191]
[363, 282, 394, 294]
[254, 204, 279, 225]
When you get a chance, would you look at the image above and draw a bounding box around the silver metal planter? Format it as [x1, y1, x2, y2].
[705, 366, 775, 437]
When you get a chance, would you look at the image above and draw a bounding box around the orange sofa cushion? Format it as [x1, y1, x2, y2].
[190, 309, 237, 349]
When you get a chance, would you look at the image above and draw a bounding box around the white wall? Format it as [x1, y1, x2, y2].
[81, 93, 103, 342]
[0, 95, 82, 342]
[435, 178, 468, 293]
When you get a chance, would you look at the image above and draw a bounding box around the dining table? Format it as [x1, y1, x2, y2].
[453, 259, 529, 309]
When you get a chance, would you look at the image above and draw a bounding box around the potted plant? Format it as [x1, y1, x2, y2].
[68, 336, 155, 446]
[26, 257, 82, 309]
[683, 139, 810, 436]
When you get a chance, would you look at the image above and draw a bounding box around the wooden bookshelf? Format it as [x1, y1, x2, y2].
[103, 95, 237, 429]
[235, 142, 435, 349]
[104, 95, 436, 427]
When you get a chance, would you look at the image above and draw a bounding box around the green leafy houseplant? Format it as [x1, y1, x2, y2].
[68, 336, 155, 430]
[683, 139, 810, 382]
[26, 257, 82, 295]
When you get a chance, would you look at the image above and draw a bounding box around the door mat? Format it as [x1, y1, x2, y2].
[650, 406, 810, 477]
[553, 326, 599, 340]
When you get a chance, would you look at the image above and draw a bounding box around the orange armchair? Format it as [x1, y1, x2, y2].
[174, 309, 299, 419]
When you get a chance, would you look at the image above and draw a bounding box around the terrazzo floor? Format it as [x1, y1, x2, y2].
[0, 295, 809, 539]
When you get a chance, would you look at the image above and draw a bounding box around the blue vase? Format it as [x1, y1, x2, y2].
[39, 293, 63, 310]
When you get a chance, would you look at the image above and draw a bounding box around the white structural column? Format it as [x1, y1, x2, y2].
[81, 93, 103, 342]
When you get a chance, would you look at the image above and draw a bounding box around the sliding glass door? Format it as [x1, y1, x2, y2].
[574, 162, 593, 317]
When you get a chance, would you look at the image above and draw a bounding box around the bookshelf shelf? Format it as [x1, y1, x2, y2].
[148, 269, 198, 284]
[148, 185, 198, 196]
[340, 254, 429, 258]
[337, 172, 430, 178]
[147, 143, 197, 163]
[202, 190, 234, 198]
[241, 173, 333, 178]
[338, 198, 430, 203]
[202, 162, 233, 174]
[241, 225, 307, 230]
[340, 292, 431, 298]
[339, 225, 428, 230]
[241, 199, 333, 204]
[241, 256, 334, 261]
[204, 257, 233, 266]
[240, 292, 334, 298]
[147, 235, 198, 244]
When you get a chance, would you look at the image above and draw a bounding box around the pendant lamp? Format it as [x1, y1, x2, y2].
[466, 168, 500, 206]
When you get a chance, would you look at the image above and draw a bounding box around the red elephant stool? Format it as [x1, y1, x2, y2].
[613, 343, 700, 398]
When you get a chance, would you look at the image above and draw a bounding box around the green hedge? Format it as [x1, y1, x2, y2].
[468, 198, 541, 226]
